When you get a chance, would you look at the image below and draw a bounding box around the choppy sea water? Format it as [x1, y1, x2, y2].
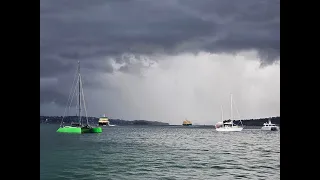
[40, 124, 280, 180]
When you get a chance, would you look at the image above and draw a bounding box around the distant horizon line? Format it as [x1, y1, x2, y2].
[40, 115, 280, 120]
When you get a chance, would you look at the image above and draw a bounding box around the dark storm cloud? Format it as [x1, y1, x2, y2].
[40, 0, 279, 105]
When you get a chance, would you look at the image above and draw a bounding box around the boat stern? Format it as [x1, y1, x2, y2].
[81, 126, 102, 133]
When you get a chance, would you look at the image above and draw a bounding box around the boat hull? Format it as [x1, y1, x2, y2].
[57, 126, 102, 134]
[261, 126, 279, 131]
[81, 127, 102, 133]
[57, 126, 82, 133]
[98, 122, 109, 126]
[216, 126, 243, 132]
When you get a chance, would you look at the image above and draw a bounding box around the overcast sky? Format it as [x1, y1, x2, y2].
[40, 0, 280, 125]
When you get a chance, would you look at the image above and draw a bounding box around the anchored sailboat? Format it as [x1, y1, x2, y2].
[56, 61, 102, 134]
[215, 94, 243, 132]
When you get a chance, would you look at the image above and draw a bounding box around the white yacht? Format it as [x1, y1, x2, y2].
[261, 118, 279, 131]
[215, 94, 244, 132]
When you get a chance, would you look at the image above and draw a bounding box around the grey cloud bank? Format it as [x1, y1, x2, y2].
[40, 0, 280, 124]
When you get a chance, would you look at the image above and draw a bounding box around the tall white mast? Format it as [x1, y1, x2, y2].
[230, 93, 233, 121]
[78, 61, 81, 125]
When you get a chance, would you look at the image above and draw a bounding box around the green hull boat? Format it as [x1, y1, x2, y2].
[56, 126, 102, 134]
[56, 61, 103, 134]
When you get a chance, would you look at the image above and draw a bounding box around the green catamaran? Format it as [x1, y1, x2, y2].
[57, 61, 102, 134]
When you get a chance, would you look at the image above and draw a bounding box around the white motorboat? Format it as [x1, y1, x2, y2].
[261, 118, 279, 131]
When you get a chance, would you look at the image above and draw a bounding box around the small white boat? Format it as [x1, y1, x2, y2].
[261, 119, 279, 131]
[215, 94, 244, 132]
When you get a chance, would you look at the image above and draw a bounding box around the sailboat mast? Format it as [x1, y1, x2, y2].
[230, 93, 233, 121]
[78, 61, 81, 125]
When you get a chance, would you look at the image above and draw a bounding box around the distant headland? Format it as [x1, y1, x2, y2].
[233, 116, 280, 126]
[40, 116, 279, 126]
[40, 116, 169, 126]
